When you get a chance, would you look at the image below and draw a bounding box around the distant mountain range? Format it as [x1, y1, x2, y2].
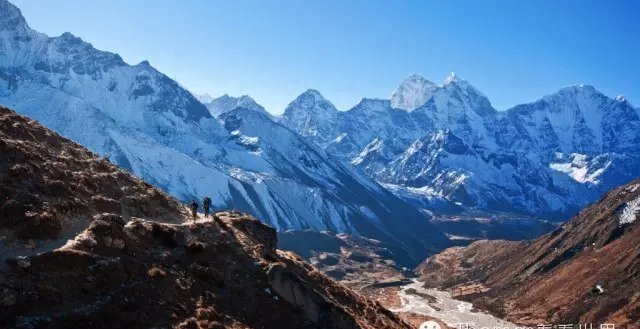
[194, 92, 271, 118]
[279, 73, 640, 218]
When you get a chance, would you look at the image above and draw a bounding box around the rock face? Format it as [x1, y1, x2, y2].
[416, 179, 640, 326]
[0, 0, 450, 263]
[0, 107, 412, 329]
[280, 74, 640, 219]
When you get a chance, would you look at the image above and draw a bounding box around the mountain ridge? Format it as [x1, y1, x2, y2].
[0, 0, 449, 265]
[281, 73, 640, 218]
[198, 93, 270, 117]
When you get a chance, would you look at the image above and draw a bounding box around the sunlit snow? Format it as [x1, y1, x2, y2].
[620, 196, 640, 225]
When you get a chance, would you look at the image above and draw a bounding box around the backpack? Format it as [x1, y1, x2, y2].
[203, 197, 211, 208]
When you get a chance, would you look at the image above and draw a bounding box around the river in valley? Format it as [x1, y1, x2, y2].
[391, 279, 520, 329]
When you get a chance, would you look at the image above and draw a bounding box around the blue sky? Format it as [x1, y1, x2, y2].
[12, 0, 640, 114]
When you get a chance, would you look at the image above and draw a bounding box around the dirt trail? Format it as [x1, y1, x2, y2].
[0, 206, 196, 268]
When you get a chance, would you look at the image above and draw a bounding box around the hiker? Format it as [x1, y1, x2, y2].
[202, 196, 212, 218]
[190, 200, 198, 221]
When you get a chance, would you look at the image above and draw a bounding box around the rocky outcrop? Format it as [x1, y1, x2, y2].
[2, 211, 414, 329]
[227, 211, 277, 258]
[267, 262, 348, 327]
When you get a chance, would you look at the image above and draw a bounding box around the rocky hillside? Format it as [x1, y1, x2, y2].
[0, 105, 185, 260]
[416, 178, 640, 326]
[278, 230, 451, 329]
[0, 107, 412, 329]
[279, 230, 414, 288]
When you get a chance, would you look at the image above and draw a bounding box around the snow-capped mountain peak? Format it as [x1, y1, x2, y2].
[285, 89, 337, 114]
[302, 88, 323, 97]
[443, 72, 460, 85]
[199, 93, 268, 117]
[404, 73, 436, 85]
[282, 69, 638, 219]
[390, 73, 439, 111]
[0, 0, 29, 33]
[441, 73, 485, 96]
[192, 92, 214, 104]
[353, 98, 393, 112]
[297, 89, 334, 107]
[237, 94, 258, 104]
[279, 89, 340, 147]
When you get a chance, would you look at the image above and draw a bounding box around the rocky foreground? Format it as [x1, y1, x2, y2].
[417, 179, 640, 327]
[2, 212, 414, 329]
[0, 107, 412, 328]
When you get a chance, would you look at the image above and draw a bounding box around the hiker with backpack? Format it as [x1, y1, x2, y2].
[190, 200, 198, 221]
[202, 196, 212, 218]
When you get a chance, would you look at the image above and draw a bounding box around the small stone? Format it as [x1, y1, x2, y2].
[16, 256, 30, 269]
[87, 275, 97, 282]
[594, 284, 604, 294]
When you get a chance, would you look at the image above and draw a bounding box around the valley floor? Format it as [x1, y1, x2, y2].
[390, 279, 516, 329]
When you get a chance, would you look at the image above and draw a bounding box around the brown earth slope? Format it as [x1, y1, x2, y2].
[278, 230, 414, 288]
[278, 230, 452, 329]
[0, 106, 412, 329]
[0, 105, 186, 260]
[417, 179, 640, 327]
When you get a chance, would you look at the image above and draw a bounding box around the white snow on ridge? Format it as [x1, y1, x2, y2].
[390, 73, 440, 111]
[281, 70, 640, 217]
[200, 93, 269, 117]
[192, 92, 214, 104]
[626, 184, 640, 193]
[620, 196, 640, 225]
[549, 153, 610, 184]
